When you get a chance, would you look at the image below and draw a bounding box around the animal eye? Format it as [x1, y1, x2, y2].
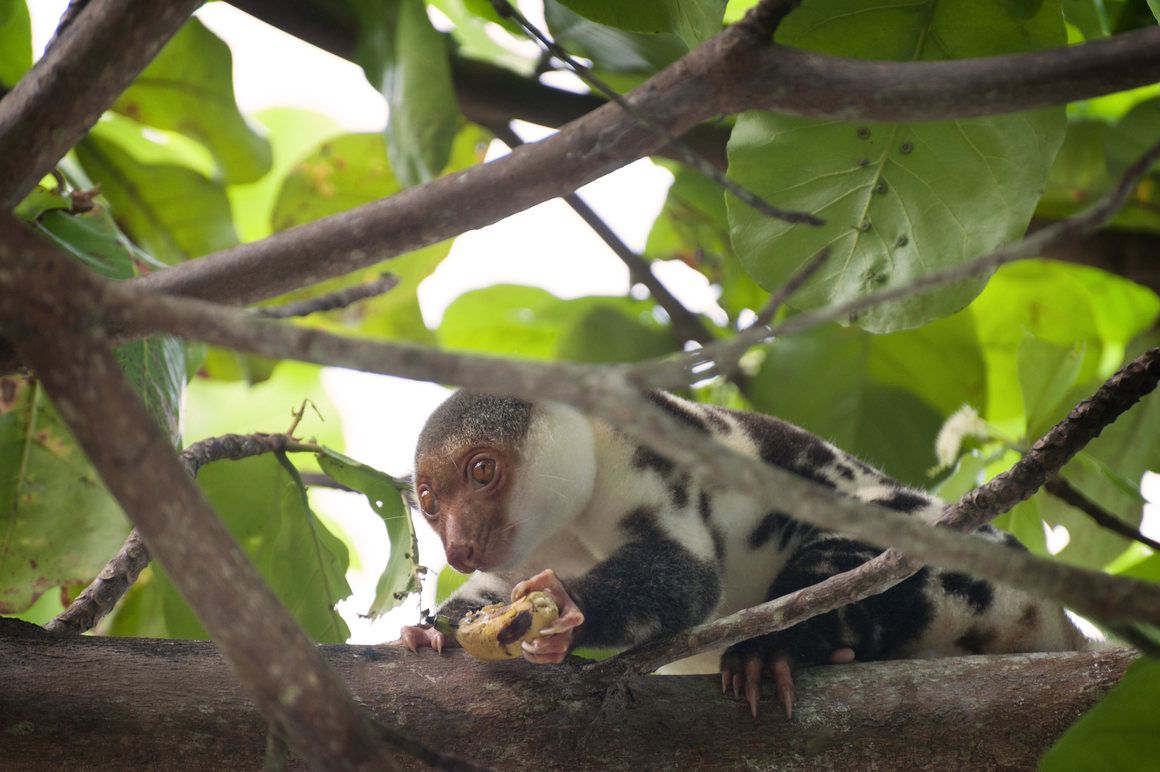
[471, 458, 496, 485]
[417, 486, 438, 518]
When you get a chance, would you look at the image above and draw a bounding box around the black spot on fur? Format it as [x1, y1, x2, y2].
[940, 572, 994, 614]
[646, 391, 709, 433]
[711, 526, 726, 565]
[833, 464, 856, 480]
[956, 626, 996, 654]
[748, 512, 792, 550]
[803, 443, 836, 470]
[621, 507, 658, 541]
[669, 474, 690, 509]
[632, 446, 674, 478]
[698, 491, 713, 523]
[570, 512, 721, 649]
[876, 489, 933, 514]
[1018, 605, 1040, 628]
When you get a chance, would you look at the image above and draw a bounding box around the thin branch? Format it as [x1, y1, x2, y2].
[489, 123, 712, 348]
[0, 0, 203, 209]
[129, 18, 1160, 308]
[491, 0, 822, 227]
[1045, 476, 1160, 553]
[256, 274, 400, 319]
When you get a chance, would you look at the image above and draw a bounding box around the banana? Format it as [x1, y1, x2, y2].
[453, 591, 560, 660]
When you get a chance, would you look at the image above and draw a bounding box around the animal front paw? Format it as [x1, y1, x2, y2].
[394, 624, 447, 654]
[511, 568, 585, 664]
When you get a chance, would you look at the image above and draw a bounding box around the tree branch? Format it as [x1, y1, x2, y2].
[0, 0, 203, 210]
[1045, 476, 1160, 553]
[0, 223, 400, 769]
[489, 123, 713, 349]
[0, 630, 1132, 770]
[131, 22, 1160, 307]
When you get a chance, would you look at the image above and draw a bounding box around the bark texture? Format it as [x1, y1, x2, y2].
[0, 625, 1133, 771]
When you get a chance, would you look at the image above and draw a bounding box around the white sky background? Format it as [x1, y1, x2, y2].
[27, 2, 1159, 642]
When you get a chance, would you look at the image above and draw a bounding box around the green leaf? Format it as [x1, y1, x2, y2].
[76, 125, 240, 263]
[969, 260, 1160, 433]
[352, 0, 459, 187]
[1041, 659, 1160, 772]
[555, 0, 726, 46]
[749, 324, 946, 487]
[316, 448, 418, 618]
[120, 455, 352, 642]
[1017, 337, 1085, 439]
[546, 0, 687, 86]
[227, 108, 344, 243]
[1105, 97, 1160, 177]
[439, 285, 678, 363]
[1037, 336, 1160, 569]
[1149, 0, 1160, 23]
[727, 0, 1066, 333]
[269, 130, 476, 345]
[1062, 0, 1110, 38]
[0, 377, 130, 613]
[184, 361, 343, 474]
[0, 0, 31, 89]
[112, 17, 272, 185]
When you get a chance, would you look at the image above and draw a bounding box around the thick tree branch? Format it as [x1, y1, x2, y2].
[132, 22, 1160, 307]
[44, 432, 322, 636]
[0, 629, 1135, 770]
[0, 0, 204, 210]
[0, 227, 399, 768]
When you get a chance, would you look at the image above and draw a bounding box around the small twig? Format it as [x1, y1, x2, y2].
[488, 123, 712, 348]
[489, 0, 822, 228]
[44, 432, 323, 636]
[256, 273, 399, 319]
[1045, 476, 1160, 553]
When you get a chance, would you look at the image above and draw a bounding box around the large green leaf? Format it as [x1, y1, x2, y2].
[0, 0, 31, 89]
[352, 0, 459, 187]
[439, 285, 678, 363]
[269, 130, 479, 345]
[1041, 659, 1160, 771]
[227, 108, 344, 243]
[316, 448, 417, 618]
[969, 260, 1159, 434]
[0, 378, 130, 613]
[727, 0, 1066, 333]
[749, 324, 950, 486]
[112, 455, 352, 642]
[112, 17, 272, 185]
[555, 0, 726, 46]
[76, 124, 239, 264]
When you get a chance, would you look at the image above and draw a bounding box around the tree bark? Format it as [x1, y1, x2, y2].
[0, 623, 1133, 771]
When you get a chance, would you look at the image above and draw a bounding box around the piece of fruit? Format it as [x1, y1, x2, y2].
[453, 591, 560, 660]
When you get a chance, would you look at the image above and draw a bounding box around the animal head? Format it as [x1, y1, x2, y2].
[413, 391, 596, 573]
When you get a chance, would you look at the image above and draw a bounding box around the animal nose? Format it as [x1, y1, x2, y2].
[446, 542, 478, 573]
